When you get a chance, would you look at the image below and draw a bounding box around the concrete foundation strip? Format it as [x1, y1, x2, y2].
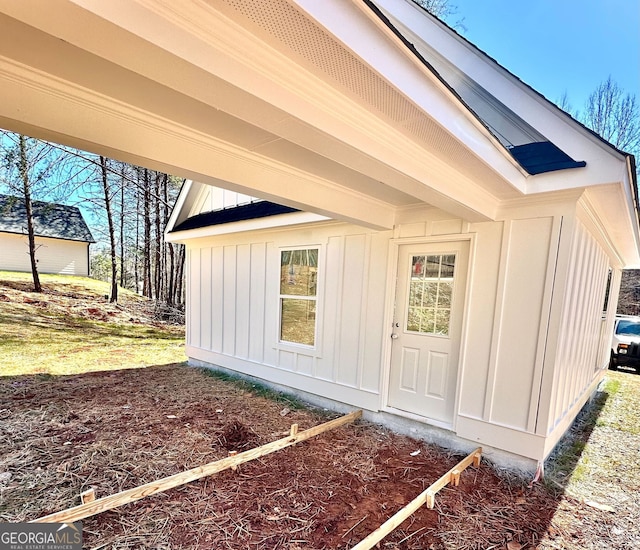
[350, 447, 482, 550]
[31, 410, 362, 524]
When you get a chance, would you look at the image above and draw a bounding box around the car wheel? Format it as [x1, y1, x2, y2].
[609, 352, 618, 371]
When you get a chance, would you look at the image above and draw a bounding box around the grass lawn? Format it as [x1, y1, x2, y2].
[0, 271, 185, 376]
[540, 369, 640, 548]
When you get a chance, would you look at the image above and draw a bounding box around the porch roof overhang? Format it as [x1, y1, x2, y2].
[0, 0, 637, 264]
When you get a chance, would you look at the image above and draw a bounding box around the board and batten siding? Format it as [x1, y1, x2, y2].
[396, 208, 620, 464]
[184, 199, 618, 463]
[0, 232, 90, 276]
[540, 215, 618, 455]
[398, 209, 566, 459]
[188, 185, 257, 217]
[185, 225, 391, 411]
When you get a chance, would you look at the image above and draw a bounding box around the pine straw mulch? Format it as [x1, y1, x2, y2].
[0, 364, 635, 549]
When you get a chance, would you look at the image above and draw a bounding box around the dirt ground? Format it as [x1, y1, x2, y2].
[2, 364, 637, 550]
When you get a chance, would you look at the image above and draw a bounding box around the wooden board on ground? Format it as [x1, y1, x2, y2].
[350, 447, 482, 550]
[32, 410, 362, 524]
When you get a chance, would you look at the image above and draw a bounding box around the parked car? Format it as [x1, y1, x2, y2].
[610, 315, 640, 372]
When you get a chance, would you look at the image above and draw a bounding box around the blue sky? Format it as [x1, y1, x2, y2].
[449, 0, 640, 113]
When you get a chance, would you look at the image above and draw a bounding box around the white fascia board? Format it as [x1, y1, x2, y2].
[374, 0, 628, 175]
[583, 180, 640, 268]
[296, 0, 527, 190]
[165, 212, 331, 244]
[523, 154, 630, 194]
[164, 179, 194, 236]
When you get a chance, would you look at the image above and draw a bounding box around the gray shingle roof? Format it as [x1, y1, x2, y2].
[0, 195, 95, 243]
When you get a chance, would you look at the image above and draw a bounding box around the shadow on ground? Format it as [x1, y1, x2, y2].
[543, 380, 612, 490]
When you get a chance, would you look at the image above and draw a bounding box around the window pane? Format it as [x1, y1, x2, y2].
[602, 269, 612, 313]
[409, 281, 424, 306]
[440, 255, 455, 278]
[406, 253, 456, 336]
[280, 249, 318, 296]
[421, 308, 436, 333]
[425, 255, 440, 278]
[280, 299, 316, 346]
[412, 255, 425, 278]
[423, 282, 438, 307]
[407, 308, 421, 332]
[438, 282, 453, 308]
[435, 309, 450, 335]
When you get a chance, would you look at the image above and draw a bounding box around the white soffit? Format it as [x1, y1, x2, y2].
[0, 0, 508, 224]
[218, 0, 524, 198]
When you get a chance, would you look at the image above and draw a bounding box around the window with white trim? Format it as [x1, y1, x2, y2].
[279, 248, 318, 346]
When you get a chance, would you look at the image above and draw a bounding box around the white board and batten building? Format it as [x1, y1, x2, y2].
[0, 195, 95, 276]
[165, 0, 639, 472]
[0, 0, 636, 472]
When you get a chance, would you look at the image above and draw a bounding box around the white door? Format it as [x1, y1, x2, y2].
[388, 241, 469, 425]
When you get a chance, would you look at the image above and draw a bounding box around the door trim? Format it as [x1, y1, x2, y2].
[379, 235, 475, 432]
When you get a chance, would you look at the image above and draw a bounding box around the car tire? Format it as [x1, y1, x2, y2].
[609, 352, 618, 371]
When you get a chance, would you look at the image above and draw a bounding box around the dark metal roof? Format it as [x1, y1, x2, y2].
[171, 201, 299, 232]
[365, 0, 588, 176]
[508, 142, 587, 175]
[0, 195, 95, 243]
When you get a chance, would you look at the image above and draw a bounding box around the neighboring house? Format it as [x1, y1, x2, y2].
[164, 0, 640, 472]
[0, 195, 95, 276]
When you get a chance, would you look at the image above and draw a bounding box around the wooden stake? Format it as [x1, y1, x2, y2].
[350, 447, 481, 550]
[80, 488, 95, 504]
[290, 424, 299, 437]
[451, 469, 461, 487]
[32, 410, 362, 524]
[228, 451, 238, 471]
[473, 450, 482, 467]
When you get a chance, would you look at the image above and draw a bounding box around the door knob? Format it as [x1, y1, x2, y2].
[391, 333, 399, 339]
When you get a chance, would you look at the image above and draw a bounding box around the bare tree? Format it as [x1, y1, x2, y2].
[99, 156, 118, 302]
[18, 135, 42, 292]
[412, 0, 464, 29]
[569, 78, 640, 315]
[556, 91, 578, 119]
[0, 132, 71, 292]
[1, 130, 186, 309]
[583, 76, 640, 154]
[143, 168, 152, 298]
[119, 163, 126, 288]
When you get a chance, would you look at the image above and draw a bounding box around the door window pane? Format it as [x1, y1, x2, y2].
[438, 282, 453, 308]
[406, 254, 456, 335]
[440, 255, 455, 278]
[425, 255, 441, 277]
